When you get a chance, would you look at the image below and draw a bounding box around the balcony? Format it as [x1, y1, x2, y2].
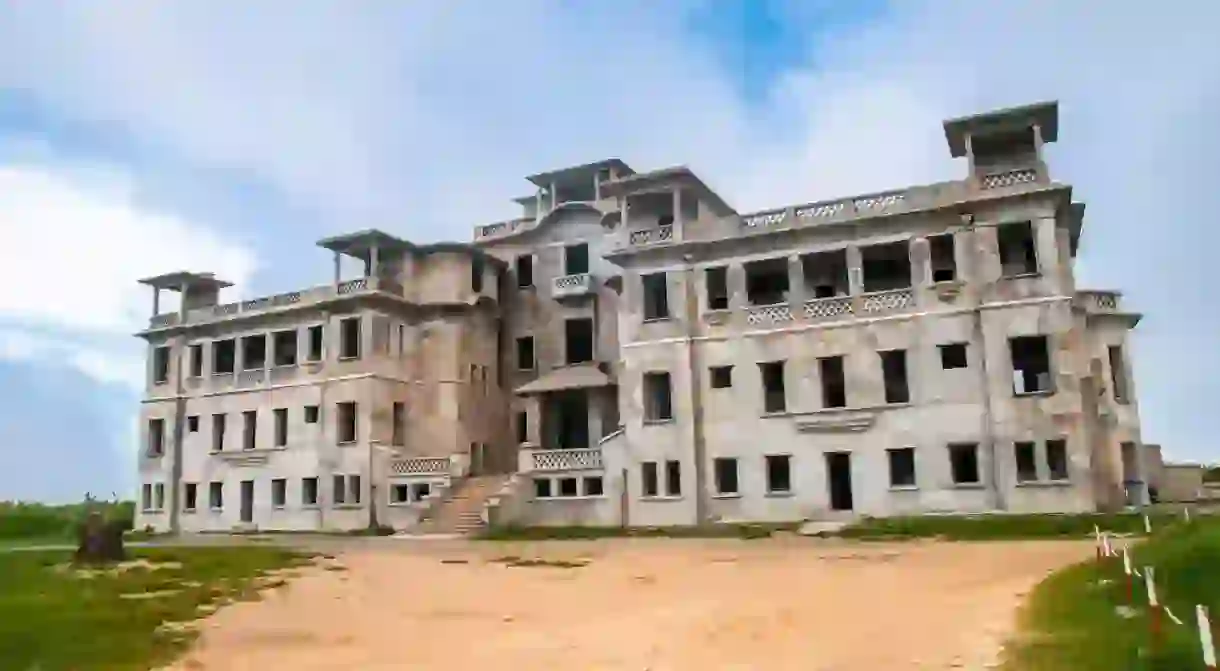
[1077, 289, 1121, 313]
[145, 276, 402, 330]
[551, 272, 595, 299]
[518, 447, 604, 473]
[861, 287, 914, 315]
[390, 456, 452, 476]
[628, 223, 674, 246]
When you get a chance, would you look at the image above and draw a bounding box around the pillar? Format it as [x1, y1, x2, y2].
[332, 251, 342, 285]
[525, 395, 542, 447]
[846, 245, 865, 316]
[787, 254, 805, 306]
[620, 195, 630, 228]
[151, 288, 161, 317]
[672, 188, 683, 242]
[370, 244, 380, 278]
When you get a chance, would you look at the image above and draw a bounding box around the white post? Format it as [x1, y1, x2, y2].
[1123, 547, 1132, 575]
[1186, 507, 1192, 523]
[1198, 605, 1217, 669]
[1145, 514, 1153, 534]
[1145, 566, 1158, 607]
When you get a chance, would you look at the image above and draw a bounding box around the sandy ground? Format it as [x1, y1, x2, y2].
[166, 537, 1091, 671]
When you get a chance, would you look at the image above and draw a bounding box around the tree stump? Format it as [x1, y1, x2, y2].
[73, 511, 126, 564]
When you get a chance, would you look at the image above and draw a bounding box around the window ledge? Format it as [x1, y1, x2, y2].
[642, 316, 673, 324]
[535, 495, 607, 502]
[140, 508, 164, 514]
[1016, 479, 1073, 488]
[337, 355, 361, 362]
[337, 440, 359, 446]
[760, 410, 789, 418]
[764, 491, 794, 499]
[273, 364, 297, 370]
[951, 483, 986, 490]
[333, 503, 364, 510]
[182, 508, 197, 514]
[640, 495, 683, 502]
[642, 418, 676, 426]
[208, 507, 224, 513]
[1000, 272, 1041, 280]
[1013, 390, 1056, 398]
[144, 452, 165, 459]
[152, 380, 169, 386]
[711, 493, 741, 499]
[888, 485, 919, 492]
[301, 504, 321, 510]
[272, 505, 286, 510]
[211, 372, 235, 378]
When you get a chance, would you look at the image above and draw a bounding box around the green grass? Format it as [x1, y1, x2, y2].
[477, 523, 797, 541]
[1002, 517, 1220, 670]
[0, 500, 134, 543]
[835, 512, 1174, 541]
[0, 545, 311, 671]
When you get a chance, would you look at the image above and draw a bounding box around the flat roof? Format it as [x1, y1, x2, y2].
[943, 100, 1059, 158]
[599, 165, 737, 216]
[316, 228, 507, 269]
[137, 271, 232, 292]
[525, 158, 634, 188]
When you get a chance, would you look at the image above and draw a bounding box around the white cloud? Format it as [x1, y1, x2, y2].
[0, 329, 143, 389]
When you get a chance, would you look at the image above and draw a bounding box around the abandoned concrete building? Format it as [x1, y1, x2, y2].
[135, 100, 1152, 534]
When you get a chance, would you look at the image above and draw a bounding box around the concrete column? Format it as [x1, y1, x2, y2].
[550, 181, 557, 209]
[620, 195, 630, 229]
[535, 189, 543, 222]
[672, 188, 683, 242]
[151, 288, 161, 317]
[594, 172, 601, 201]
[727, 263, 748, 311]
[964, 133, 976, 180]
[370, 245, 380, 279]
[587, 394, 602, 451]
[909, 237, 930, 286]
[525, 395, 542, 446]
[846, 245, 865, 314]
[1031, 123, 1045, 171]
[332, 251, 342, 285]
[786, 254, 805, 307]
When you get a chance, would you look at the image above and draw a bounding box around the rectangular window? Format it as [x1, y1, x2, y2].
[533, 478, 552, 498]
[184, 483, 198, 511]
[998, 221, 1038, 276]
[241, 334, 266, 370]
[564, 242, 590, 275]
[141, 484, 152, 511]
[1014, 441, 1038, 482]
[212, 339, 236, 374]
[302, 477, 318, 505]
[304, 405, 319, 424]
[242, 410, 257, 450]
[643, 372, 673, 422]
[154, 483, 165, 510]
[940, 343, 968, 370]
[1010, 335, 1052, 395]
[760, 361, 786, 413]
[209, 481, 224, 509]
[332, 475, 346, 505]
[880, 350, 910, 404]
[665, 460, 682, 496]
[187, 415, 199, 432]
[714, 457, 739, 495]
[1046, 439, 1069, 480]
[189, 344, 204, 377]
[558, 477, 579, 497]
[641, 462, 659, 497]
[471, 255, 484, 293]
[705, 266, 729, 310]
[515, 254, 534, 287]
[349, 475, 361, 504]
[516, 336, 535, 370]
[391, 402, 405, 446]
[744, 258, 789, 306]
[887, 448, 916, 487]
[273, 408, 288, 447]
[152, 346, 170, 384]
[564, 318, 594, 364]
[147, 418, 165, 456]
[949, 443, 981, 485]
[307, 325, 324, 361]
[337, 402, 357, 443]
[271, 478, 287, 507]
[765, 455, 791, 494]
[709, 365, 733, 389]
[412, 482, 432, 502]
[860, 241, 912, 292]
[515, 411, 528, 445]
[642, 272, 670, 320]
[929, 233, 957, 282]
[391, 484, 410, 504]
[272, 330, 298, 366]
[1108, 345, 1129, 403]
[819, 356, 847, 409]
[583, 476, 604, 497]
[339, 318, 361, 359]
[211, 413, 226, 452]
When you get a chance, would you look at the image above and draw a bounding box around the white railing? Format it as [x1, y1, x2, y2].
[740, 189, 909, 230]
[629, 224, 674, 245]
[1078, 290, 1121, 312]
[745, 303, 794, 326]
[391, 457, 451, 476]
[804, 295, 854, 320]
[861, 287, 914, 315]
[521, 447, 604, 472]
[147, 277, 397, 329]
[980, 168, 1038, 190]
[552, 272, 594, 297]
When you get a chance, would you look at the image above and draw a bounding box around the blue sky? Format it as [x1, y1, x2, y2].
[0, 1, 1216, 502]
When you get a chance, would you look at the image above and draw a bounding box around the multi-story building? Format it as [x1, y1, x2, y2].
[135, 100, 1151, 533]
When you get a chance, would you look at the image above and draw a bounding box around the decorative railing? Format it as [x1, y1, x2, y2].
[150, 313, 180, 327]
[337, 278, 367, 294]
[804, 295, 854, 320]
[745, 303, 795, 326]
[146, 277, 401, 329]
[551, 272, 594, 298]
[629, 224, 674, 245]
[391, 457, 451, 476]
[741, 190, 910, 230]
[861, 287, 914, 315]
[475, 218, 530, 239]
[1078, 290, 1121, 313]
[980, 168, 1038, 190]
[528, 448, 604, 472]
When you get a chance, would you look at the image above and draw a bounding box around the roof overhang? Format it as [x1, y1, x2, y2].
[515, 363, 613, 395]
[137, 271, 232, 292]
[943, 100, 1059, 158]
[599, 166, 737, 217]
[526, 159, 634, 188]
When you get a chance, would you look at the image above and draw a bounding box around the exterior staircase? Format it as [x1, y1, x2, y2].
[408, 474, 512, 536]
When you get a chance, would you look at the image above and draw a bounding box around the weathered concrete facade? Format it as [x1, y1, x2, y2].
[135, 100, 1152, 533]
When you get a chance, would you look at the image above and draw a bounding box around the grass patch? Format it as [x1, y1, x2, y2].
[0, 545, 311, 671]
[836, 512, 1172, 541]
[1002, 517, 1220, 670]
[477, 523, 795, 541]
[0, 500, 134, 545]
[489, 555, 589, 568]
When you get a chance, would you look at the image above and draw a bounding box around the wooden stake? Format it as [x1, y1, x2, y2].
[1145, 514, 1152, 534]
[1199, 605, 1217, 670]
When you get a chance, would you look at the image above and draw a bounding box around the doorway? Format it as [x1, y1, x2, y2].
[554, 391, 590, 450]
[825, 452, 854, 511]
[240, 480, 254, 523]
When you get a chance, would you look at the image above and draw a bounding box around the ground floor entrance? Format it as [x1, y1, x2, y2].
[826, 452, 854, 511]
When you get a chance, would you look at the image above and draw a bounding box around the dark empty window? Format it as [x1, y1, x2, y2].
[332, 474, 346, 505]
[471, 255, 484, 293]
[583, 476, 604, 497]
[391, 402, 405, 446]
[929, 234, 957, 282]
[516, 254, 534, 287]
[184, 483, 197, 511]
[765, 454, 791, 494]
[516, 336, 535, 370]
[273, 408, 288, 447]
[564, 318, 594, 364]
[213, 339, 236, 374]
[533, 478, 552, 498]
[1015, 441, 1038, 482]
[642, 272, 669, 320]
[641, 462, 659, 497]
[564, 243, 589, 275]
[187, 415, 199, 432]
[304, 405, 319, 424]
[242, 410, 257, 450]
[819, 356, 847, 409]
[759, 361, 786, 413]
[949, 443, 980, 484]
[337, 402, 357, 443]
[147, 418, 165, 456]
[339, 318, 361, 359]
[307, 325, 324, 361]
[665, 460, 682, 496]
[940, 343, 968, 370]
[709, 365, 733, 389]
[644, 372, 673, 422]
[272, 478, 287, 507]
[861, 241, 912, 292]
[802, 249, 849, 298]
[880, 350, 910, 404]
[516, 411, 528, 445]
[211, 413, 226, 452]
[209, 482, 223, 509]
[998, 221, 1038, 276]
[1010, 335, 1052, 395]
[241, 335, 266, 370]
[189, 344, 203, 377]
[1046, 439, 1069, 480]
[706, 266, 729, 310]
[1108, 345, 1129, 403]
[887, 448, 916, 487]
[744, 258, 789, 306]
[273, 330, 297, 366]
[152, 346, 170, 384]
[302, 477, 318, 505]
[558, 477, 579, 497]
[714, 457, 739, 495]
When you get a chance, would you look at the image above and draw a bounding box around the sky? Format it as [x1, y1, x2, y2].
[0, 0, 1216, 502]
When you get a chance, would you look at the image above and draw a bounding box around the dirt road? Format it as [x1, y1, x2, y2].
[167, 537, 1090, 671]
